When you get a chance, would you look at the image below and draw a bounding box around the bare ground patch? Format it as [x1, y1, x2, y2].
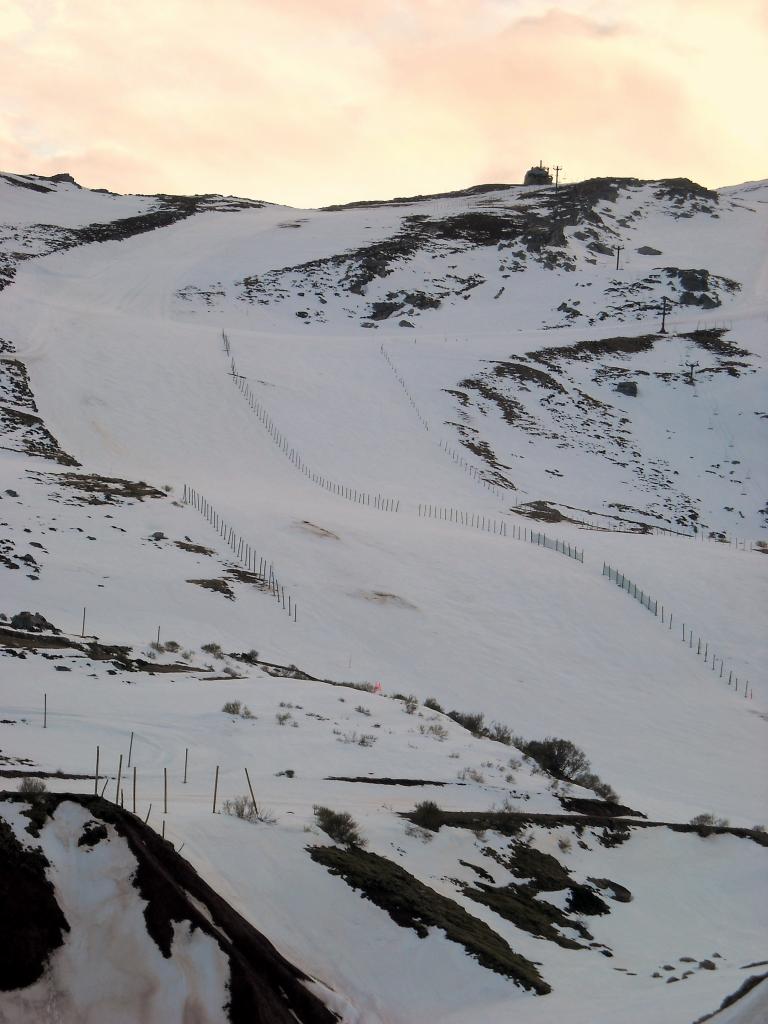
[28, 471, 165, 505]
[0, 408, 79, 466]
[187, 578, 235, 600]
[296, 521, 340, 540]
[358, 590, 417, 609]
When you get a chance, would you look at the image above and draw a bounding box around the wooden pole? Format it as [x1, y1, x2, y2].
[245, 767, 257, 808]
[183, 748, 188, 784]
[144, 804, 152, 824]
[81, 607, 86, 637]
[94, 745, 100, 796]
[43, 693, 47, 729]
[127, 731, 134, 768]
[212, 766, 219, 813]
[132, 766, 137, 813]
[164, 767, 168, 815]
[115, 754, 123, 804]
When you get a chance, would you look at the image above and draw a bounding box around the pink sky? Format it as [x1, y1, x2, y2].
[2, 0, 766, 206]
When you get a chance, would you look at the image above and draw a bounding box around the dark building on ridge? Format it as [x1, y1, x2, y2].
[524, 161, 553, 186]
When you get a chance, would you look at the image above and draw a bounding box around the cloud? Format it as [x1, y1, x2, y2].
[0, 0, 764, 204]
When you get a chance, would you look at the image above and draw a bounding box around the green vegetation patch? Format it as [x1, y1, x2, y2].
[308, 844, 550, 994]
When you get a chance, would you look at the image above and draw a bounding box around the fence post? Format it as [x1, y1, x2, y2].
[212, 766, 220, 813]
[115, 754, 123, 805]
[245, 767, 257, 807]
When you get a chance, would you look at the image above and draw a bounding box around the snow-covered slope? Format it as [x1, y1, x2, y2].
[0, 170, 765, 1023]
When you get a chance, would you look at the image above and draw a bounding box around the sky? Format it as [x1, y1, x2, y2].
[1, 0, 766, 207]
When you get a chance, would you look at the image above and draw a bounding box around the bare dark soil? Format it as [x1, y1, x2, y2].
[0, 358, 37, 410]
[33, 472, 166, 505]
[187, 577, 235, 600]
[175, 540, 215, 555]
[0, 813, 69, 990]
[559, 797, 647, 818]
[399, 807, 768, 847]
[0, 794, 340, 1022]
[0, 407, 79, 466]
[325, 776, 450, 787]
[0, 624, 201, 674]
[527, 334, 659, 369]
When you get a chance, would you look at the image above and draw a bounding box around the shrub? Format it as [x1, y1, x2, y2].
[276, 711, 292, 725]
[163, 640, 180, 653]
[575, 771, 618, 802]
[458, 767, 485, 784]
[313, 806, 366, 847]
[149, 640, 164, 653]
[355, 705, 371, 716]
[403, 694, 419, 715]
[419, 722, 448, 741]
[689, 812, 730, 839]
[202, 642, 224, 659]
[487, 722, 512, 745]
[516, 737, 590, 781]
[447, 710, 485, 736]
[424, 697, 444, 713]
[240, 704, 255, 719]
[18, 777, 47, 795]
[336, 730, 375, 746]
[410, 800, 443, 832]
[558, 837, 572, 853]
[223, 796, 276, 824]
[222, 700, 242, 715]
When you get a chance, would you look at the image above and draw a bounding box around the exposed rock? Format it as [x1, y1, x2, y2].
[615, 381, 638, 397]
[9, 611, 58, 634]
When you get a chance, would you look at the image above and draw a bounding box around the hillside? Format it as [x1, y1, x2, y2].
[0, 169, 765, 1024]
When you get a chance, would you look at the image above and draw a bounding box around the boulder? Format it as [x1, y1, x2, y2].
[10, 611, 58, 633]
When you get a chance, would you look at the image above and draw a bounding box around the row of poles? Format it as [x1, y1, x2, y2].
[182, 484, 297, 622]
[91, 736, 254, 840]
[416, 503, 584, 562]
[224, 330, 400, 512]
[602, 563, 754, 700]
[380, 343, 508, 501]
[418, 503, 508, 534]
[529, 530, 584, 563]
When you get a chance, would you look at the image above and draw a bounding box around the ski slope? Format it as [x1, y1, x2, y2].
[0, 171, 765, 1023]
